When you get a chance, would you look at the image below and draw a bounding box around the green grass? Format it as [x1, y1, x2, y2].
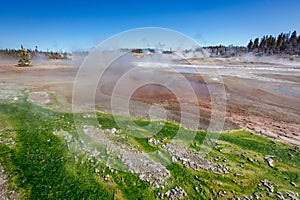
[0, 90, 299, 199]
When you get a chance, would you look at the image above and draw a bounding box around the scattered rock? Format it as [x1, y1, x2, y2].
[286, 190, 299, 200]
[171, 156, 178, 163]
[148, 137, 160, 145]
[156, 192, 164, 199]
[261, 179, 275, 193]
[27, 91, 51, 105]
[163, 186, 187, 200]
[0, 166, 9, 200]
[218, 190, 227, 197]
[163, 142, 229, 174]
[276, 192, 285, 200]
[104, 174, 110, 181]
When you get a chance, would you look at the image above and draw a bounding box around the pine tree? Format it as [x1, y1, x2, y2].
[266, 35, 276, 54]
[253, 38, 259, 52]
[280, 33, 289, 53]
[276, 33, 283, 53]
[18, 45, 31, 66]
[247, 40, 253, 51]
[298, 36, 300, 54]
[259, 36, 267, 53]
[289, 31, 297, 54]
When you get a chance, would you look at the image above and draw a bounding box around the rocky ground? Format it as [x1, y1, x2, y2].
[0, 86, 299, 199]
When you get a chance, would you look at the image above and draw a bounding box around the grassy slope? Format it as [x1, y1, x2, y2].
[0, 91, 299, 199]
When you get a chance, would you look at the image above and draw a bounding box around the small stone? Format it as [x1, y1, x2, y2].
[111, 128, 117, 134]
[253, 192, 260, 199]
[267, 192, 274, 197]
[104, 174, 110, 181]
[286, 190, 298, 199]
[171, 156, 178, 163]
[234, 173, 243, 177]
[152, 182, 160, 188]
[290, 181, 297, 187]
[276, 192, 285, 200]
[261, 179, 275, 193]
[264, 155, 275, 168]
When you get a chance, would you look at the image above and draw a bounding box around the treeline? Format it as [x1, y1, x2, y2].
[205, 31, 300, 57]
[0, 47, 70, 60]
[204, 45, 247, 57]
[46, 52, 69, 60]
[247, 31, 300, 55]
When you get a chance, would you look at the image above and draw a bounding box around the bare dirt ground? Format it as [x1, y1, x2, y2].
[0, 54, 299, 146]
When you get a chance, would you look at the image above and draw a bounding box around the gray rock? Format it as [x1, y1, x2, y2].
[261, 179, 275, 193]
[276, 192, 285, 200]
[286, 191, 299, 200]
[171, 156, 178, 163]
[104, 174, 110, 181]
[264, 155, 275, 168]
[152, 181, 160, 189]
[253, 193, 260, 199]
[234, 173, 243, 177]
[163, 186, 187, 200]
[290, 182, 297, 187]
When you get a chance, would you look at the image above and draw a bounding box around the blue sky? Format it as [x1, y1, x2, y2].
[0, 0, 299, 51]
